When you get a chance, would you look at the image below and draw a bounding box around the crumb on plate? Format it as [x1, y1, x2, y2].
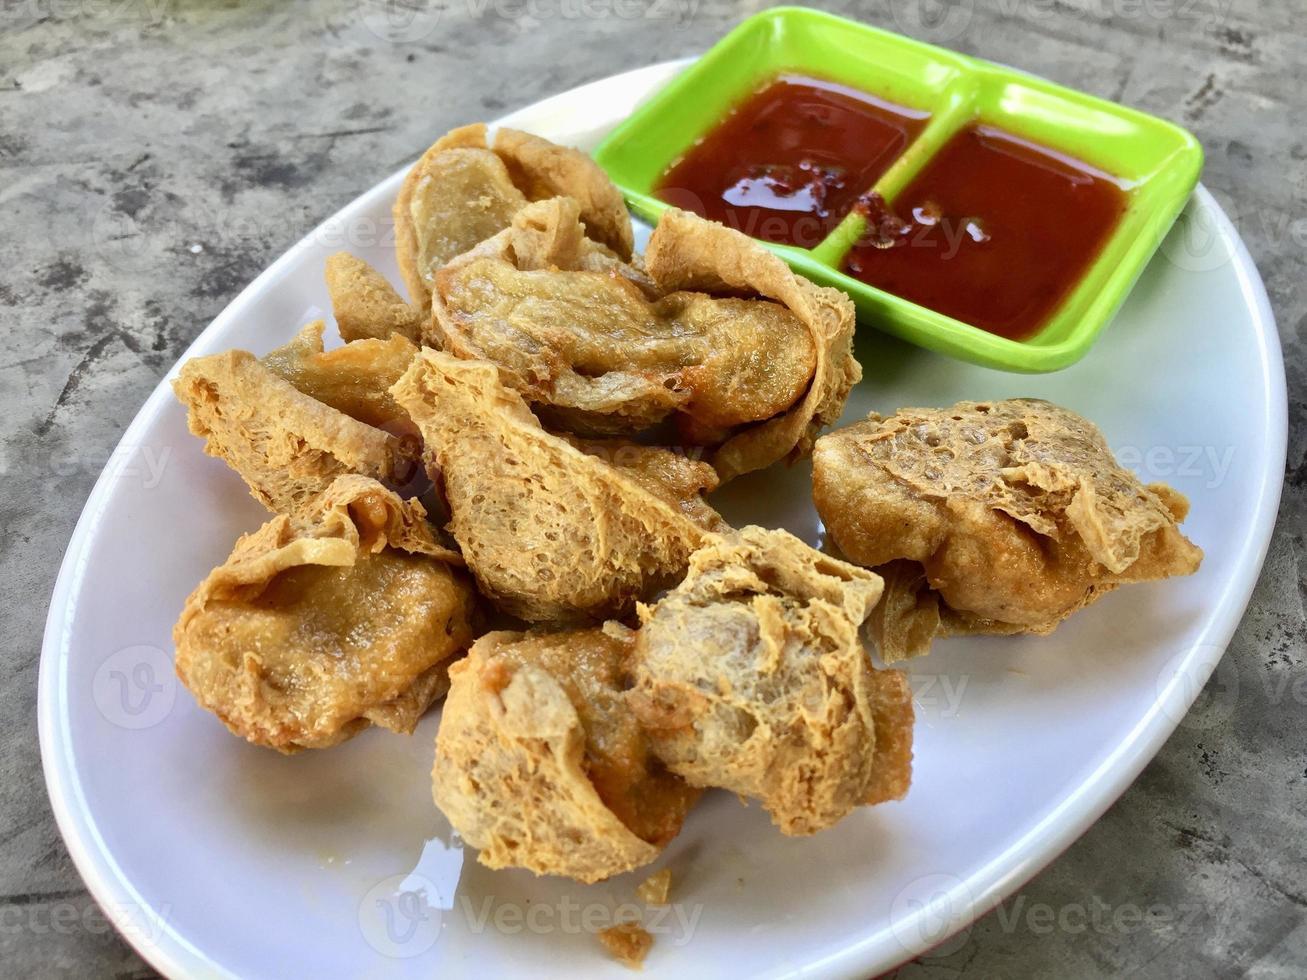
[599, 920, 653, 970]
[636, 868, 672, 905]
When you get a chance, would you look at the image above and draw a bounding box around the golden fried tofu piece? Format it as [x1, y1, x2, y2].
[812, 399, 1204, 661]
[174, 476, 477, 752]
[629, 527, 913, 835]
[434, 625, 699, 883]
[261, 320, 417, 429]
[173, 347, 416, 514]
[323, 252, 423, 343]
[391, 350, 715, 623]
[393, 123, 633, 309]
[433, 202, 858, 478]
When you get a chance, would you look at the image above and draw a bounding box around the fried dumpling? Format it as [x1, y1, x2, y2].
[174, 476, 477, 752]
[432, 197, 683, 434]
[628, 527, 913, 835]
[324, 252, 423, 343]
[393, 123, 633, 309]
[391, 349, 715, 622]
[645, 208, 860, 480]
[433, 201, 859, 477]
[173, 346, 417, 514]
[433, 625, 700, 882]
[812, 399, 1204, 661]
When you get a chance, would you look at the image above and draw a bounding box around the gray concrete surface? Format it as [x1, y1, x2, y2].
[1, 0, 1302, 976]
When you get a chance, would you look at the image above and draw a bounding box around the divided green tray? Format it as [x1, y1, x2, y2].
[593, 7, 1203, 373]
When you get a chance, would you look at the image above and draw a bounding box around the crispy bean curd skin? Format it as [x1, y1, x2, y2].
[172, 347, 417, 515]
[433, 200, 860, 480]
[324, 252, 424, 344]
[391, 349, 716, 623]
[644, 209, 860, 481]
[433, 625, 700, 883]
[812, 399, 1203, 660]
[261, 320, 417, 430]
[394, 123, 633, 310]
[629, 526, 914, 835]
[174, 476, 477, 752]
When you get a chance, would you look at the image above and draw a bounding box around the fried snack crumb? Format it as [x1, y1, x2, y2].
[636, 869, 673, 906]
[599, 921, 653, 969]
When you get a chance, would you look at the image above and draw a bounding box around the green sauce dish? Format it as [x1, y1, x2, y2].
[593, 6, 1203, 373]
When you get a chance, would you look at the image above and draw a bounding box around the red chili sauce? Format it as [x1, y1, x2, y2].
[654, 74, 929, 249]
[844, 124, 1128, 341]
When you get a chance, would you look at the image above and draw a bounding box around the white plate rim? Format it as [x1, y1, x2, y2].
[37, 59, 1288, 980]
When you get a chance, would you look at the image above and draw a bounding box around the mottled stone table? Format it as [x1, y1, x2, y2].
[2, 0, 1302, 976]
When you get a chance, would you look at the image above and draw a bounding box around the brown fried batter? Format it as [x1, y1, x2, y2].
[173, 348, 415, 514]
[433, 202, 858, 477]
[433, 625, 699, 882]
[563, 435, 727, 533]
[629, 527, 913, 835]
[393, 123, 633, 308]
[646, 209, 860, 480]
[174, 476, 477, 752]
[813, 399, 1204, 660]
[324, 252, 423, 343]
[492, 126, 634, 261]
[391, 349, 715, 623]
[261, 320, 417, 429]
[434, 198, 817, 442]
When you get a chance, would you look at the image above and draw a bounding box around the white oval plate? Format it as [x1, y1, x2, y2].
[40, 60, 1287, 979]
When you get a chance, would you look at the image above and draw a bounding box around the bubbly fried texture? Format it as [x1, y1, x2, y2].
[646, 209, 860, 481]
[174, 476, 476, 752]
[173, 348, 414, 514]
[262, 320, 418, 429]
[563, 435, 727, 533]
[433, 625, 699, 882]
[629, 527, 913, 835]
[324, 252, 423, 343]
[434, 198, 818, 442]
[813, 399, 1204, 660]
[391, 350, 714, 623]
[393, 123, 633, 309]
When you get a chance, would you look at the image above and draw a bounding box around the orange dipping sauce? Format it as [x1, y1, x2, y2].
[655, 75, 929, 249]
[844, 124, 1128, 340]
